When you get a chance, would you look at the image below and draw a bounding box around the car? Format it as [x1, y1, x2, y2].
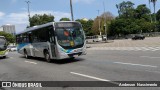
[7, 46, 17, 52]
[132, 35, 145, 40]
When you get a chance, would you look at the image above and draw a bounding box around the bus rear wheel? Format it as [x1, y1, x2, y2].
[44, 51, 51, 63]
[24, 50, 30, 59]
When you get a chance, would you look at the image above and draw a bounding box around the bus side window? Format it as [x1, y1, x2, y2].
[48, 26, 55, 43]
[28, 33, 32, 43]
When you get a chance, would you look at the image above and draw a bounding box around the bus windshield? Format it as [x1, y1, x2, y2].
[0, 37, 7, 50]
[56, 27, 84, 49]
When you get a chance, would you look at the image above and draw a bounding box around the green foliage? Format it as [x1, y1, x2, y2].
[76, 19, 94, 36]
[60, 17, 71, 21]
[92, 12, 114, 36]
[135, 4, 150, 21]
[157, 9, 160, 21]
[108, 1, 156, 37]
[29, 14, 54, 27]
[116, 1, 135, 18]
[0, 32, 15, 43]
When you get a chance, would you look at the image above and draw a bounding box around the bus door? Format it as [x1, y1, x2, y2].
[28, 32, 34, 56]
[48, 26, 56, 59]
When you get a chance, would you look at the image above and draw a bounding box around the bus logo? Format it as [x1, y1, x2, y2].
[70, 41, 74, 47]
[2, 82, 11, 87]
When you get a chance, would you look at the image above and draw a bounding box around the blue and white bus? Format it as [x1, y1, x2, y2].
[0, 36, 8, 58]
[16, 21, 86, 62]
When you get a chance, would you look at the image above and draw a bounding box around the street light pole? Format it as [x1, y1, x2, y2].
[148, 0, 153, 23]
[103, 1, 107, 42]
[25, 1, 31, 19]
[25, 1, 31, 27]
[70, 0, 74, 21]
[97, 10, 101, 36]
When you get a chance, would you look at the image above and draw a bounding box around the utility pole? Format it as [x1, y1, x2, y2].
[103, 1, 107, 42]
[25, 1, 31, 27]
[97, 10, 101, 36]
[70, 0, 74, 21]
[25, 1, 31, 19]
[148, 0, 153, 23]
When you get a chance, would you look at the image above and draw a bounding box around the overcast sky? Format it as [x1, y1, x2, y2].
[0, 0, 160, 33]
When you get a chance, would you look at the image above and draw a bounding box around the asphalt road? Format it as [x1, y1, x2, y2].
[1, 49, 160, 90]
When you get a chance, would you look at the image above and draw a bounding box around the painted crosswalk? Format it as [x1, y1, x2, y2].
[87, 47, 160, 51]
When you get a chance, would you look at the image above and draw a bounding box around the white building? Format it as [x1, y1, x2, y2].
[82, 18, 88, 21]
[0, 24, 16, 36]
[0, 27, 3, 31]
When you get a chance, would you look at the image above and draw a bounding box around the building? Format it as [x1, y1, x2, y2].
[82, 18, 88, 21]
[0, 24, 16, 36]
[0, 27, 3, 31]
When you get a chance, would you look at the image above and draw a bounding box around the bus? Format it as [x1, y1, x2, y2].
[0, 36, 8, 58]
[16, 21, 86, 62]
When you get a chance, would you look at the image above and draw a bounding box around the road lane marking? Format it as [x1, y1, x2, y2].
[145, 70, 160, 74]
[114, 62, 157, 68]
[70, 72, 110, 81]
[25, 61, 37, 64]
[141, 56, 160, 59]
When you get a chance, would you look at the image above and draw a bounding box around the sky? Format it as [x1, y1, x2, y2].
[0, 0, 160, 33]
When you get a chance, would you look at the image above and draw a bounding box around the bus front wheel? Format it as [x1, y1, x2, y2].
[44, 51, 51, 63]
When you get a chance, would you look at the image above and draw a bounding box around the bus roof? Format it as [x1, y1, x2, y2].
[16, 21, 80, 35]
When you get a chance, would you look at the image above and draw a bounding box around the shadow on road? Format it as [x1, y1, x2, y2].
[0, 57, 9, 60]
[52, 58, 85, 64]
[19, 56, 85, 64]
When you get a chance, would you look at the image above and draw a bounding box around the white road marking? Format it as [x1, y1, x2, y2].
[88, 47, 160, 51]
[145, 70, 160, 74]
[141, 56, 160, 59]
[114, 62, 157, 68]
[25, 61, 37, 64]
[70, 72, 110, 81]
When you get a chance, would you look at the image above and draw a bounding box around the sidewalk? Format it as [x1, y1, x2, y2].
[87, 37, 160, 48]
[86, 40, 114, 44]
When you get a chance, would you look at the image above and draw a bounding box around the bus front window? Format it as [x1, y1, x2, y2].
[0, 38, 7, 50]
[56, 27, 84, 49]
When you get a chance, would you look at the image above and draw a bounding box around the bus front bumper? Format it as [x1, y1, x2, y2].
[0, 50, 8, 57]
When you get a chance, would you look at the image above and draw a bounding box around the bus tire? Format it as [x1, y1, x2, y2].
[70, 57, 75, 60]
[24, 50, 30, 59]
[44, 51, 51, 63]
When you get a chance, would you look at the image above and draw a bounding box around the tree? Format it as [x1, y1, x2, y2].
[150, 0, 157, 22]
[0, 32, 15, 43]
[156, 9, 160, 21]
[76, 19, 93, 36]
[60, 17, 71, 21]
[110, 1, 155, 38]
[116, 1, 135, 18]
[156, 9, 160, 31]
[92, 12, 114, 35]
[85, 19, 94, 36]
[135, 4, 150, 21]
[29, 14, 54, 27]
[92, 17, 100, 35]
[100, 12, 114, 35]
[76, 19, 94, 36]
